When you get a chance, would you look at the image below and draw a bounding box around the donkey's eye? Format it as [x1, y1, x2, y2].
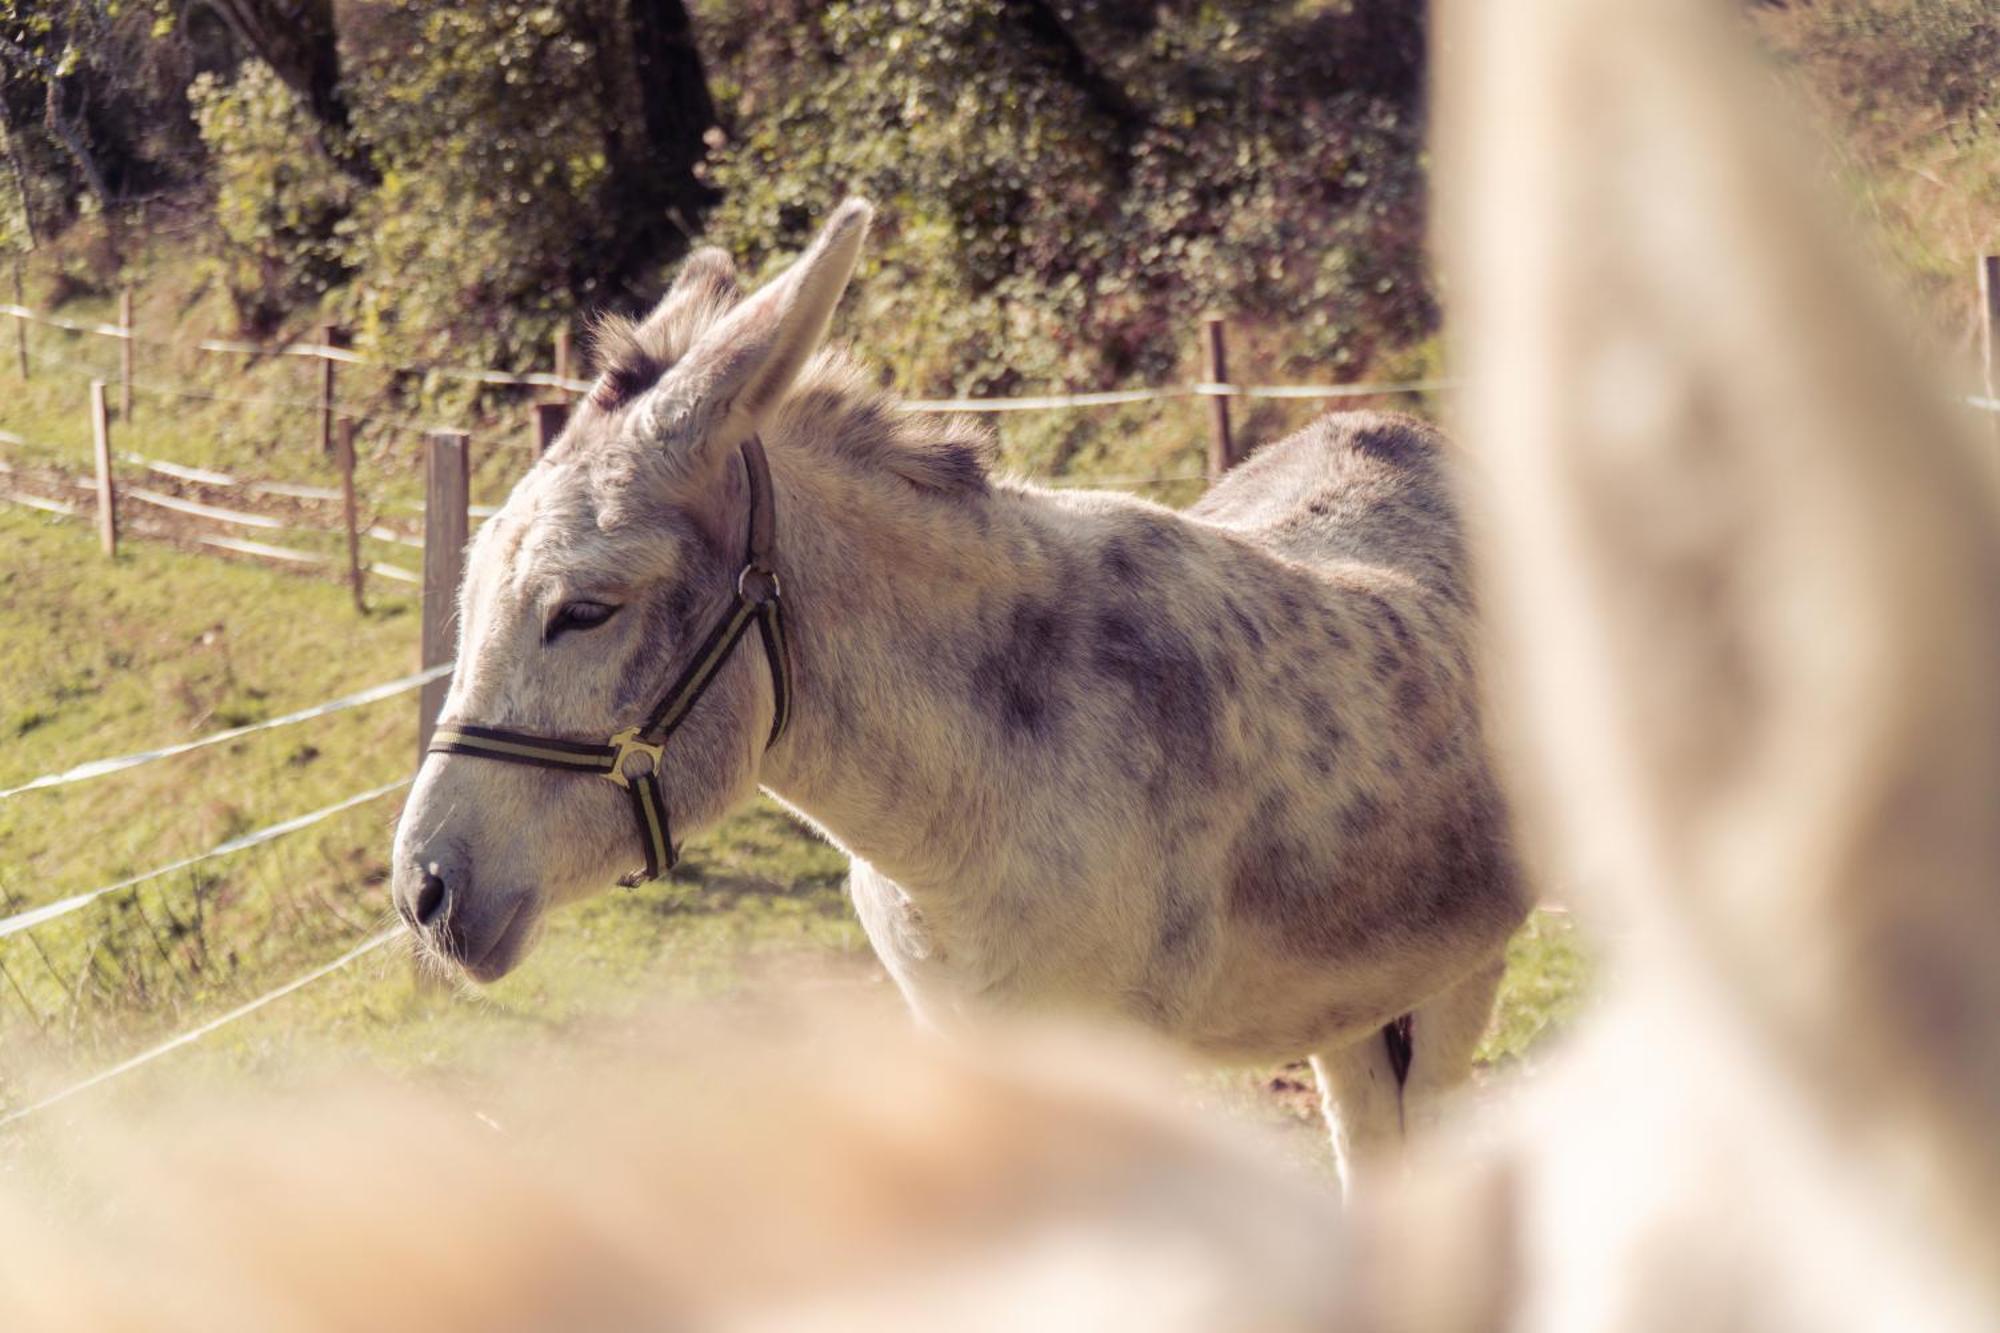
[545, 600, 621, 643]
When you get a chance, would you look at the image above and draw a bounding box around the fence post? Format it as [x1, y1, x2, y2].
[336, 415, 364, 613]
[118, 288, 133, 422]
[554, 326, 572, 389]
[11, 255, 26, 380]
[1202, 315, 1235, 480]
[318, 323, 339, 457]
[90, 380, 116, 557]
[533, 400, 569, 454]
[1980, 256, 2000, 446]
[418, 430, 469, 761]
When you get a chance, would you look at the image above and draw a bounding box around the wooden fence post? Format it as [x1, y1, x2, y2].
[11, 255, 26, 380]
[90, 380, 116, 557]
[318, 323, 338, 457]
[1203, 315, 1235, 480]
[554, 326, 572, 389]
[118, 288, 133, 422]
[336, 415, 364, 613]
[533, 400, 569, 454]
[418, 430, 469, 761]
[1980, 256, 2000, 446]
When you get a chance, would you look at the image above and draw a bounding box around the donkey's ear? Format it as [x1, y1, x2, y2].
[635, 246, 742, 359]
[639, 199, 873, 470]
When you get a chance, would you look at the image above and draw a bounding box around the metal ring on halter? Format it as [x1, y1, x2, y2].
[737, 562, 781, 605]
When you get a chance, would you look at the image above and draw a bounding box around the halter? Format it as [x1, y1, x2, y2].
[426, 436, 793, 883]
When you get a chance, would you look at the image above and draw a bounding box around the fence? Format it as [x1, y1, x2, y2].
[0, 658, 446, 1124]
[3, 256, 1997, 1126]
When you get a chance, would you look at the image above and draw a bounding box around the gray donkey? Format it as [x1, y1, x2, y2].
[390, 201, 1530, 1188]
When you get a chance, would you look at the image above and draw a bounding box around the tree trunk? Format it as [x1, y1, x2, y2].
[43, 79, 112, 206]
[0, 99, 43, 247]
[203, 0, 378, 183]
[998, 0, 1143, 173]
[592, 0, 720, 290]
[623, 0, 720, 229]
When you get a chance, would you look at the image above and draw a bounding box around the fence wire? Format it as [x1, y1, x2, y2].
[0, 928, 399, 1129]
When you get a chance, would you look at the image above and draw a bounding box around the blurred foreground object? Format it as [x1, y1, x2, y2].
[1398, 0, 2000, 1327]
[0, 1002, 1342, 1332]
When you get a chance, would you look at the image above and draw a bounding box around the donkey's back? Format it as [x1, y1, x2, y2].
[884, 410, 1526, 1102]
[1192, 411, 1471, 609]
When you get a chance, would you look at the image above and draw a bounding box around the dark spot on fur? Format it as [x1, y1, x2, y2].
[1104, 537, 1140, 585]
[1395, 671, 1429, 715]
[923, 440, 991, 493]
[1318, 612, 1352, 652]
[1136, 520, 1191, 557]
[1154, 888, 1206, 965]
[1091, 611, 1218, 787]
[1340, 793, 1385, 839]
[1226, 798, 1373, 959]
[1348, 419, 1438, 468]
[1225, 599, 1265, 651]
[970, 600, 1072, 742]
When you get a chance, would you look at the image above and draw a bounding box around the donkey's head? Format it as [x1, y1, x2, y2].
[390, 200, 872, 980]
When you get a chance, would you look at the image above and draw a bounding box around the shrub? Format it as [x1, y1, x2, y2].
[189, 61, 355, 334]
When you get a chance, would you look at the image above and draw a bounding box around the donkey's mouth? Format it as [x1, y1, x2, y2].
[462, 894, 540, 983]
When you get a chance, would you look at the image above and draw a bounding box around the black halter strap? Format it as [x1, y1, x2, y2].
[427, 436, 792, 882]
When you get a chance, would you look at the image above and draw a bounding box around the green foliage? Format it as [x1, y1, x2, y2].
[1804, 0, 2000, 138]
[189, 61, 354, 333]
[703, 0, 1432, 402]
[337, 0, 614, 362]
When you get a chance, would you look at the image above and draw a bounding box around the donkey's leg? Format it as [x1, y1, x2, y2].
[1399, 956, 1506, 1139]
[1310, 1037, 1406, 1197]
[1311, 957, 1508, 1195]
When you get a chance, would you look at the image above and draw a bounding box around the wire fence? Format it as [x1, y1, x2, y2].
[0, 779, 411, 939]
[0, 663, 448, 800]
[6, 297, 1454, 433]
[0, 657, 445, 1120]
[4, 289, 1992, 1129]
[0, 928, 399, 1130]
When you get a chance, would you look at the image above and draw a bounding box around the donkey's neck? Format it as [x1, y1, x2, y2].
[753, 444, 1061, 890]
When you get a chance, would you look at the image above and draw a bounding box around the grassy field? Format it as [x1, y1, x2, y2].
[0, 249, 1585, 1166]
[0, 492, 1589, 1167]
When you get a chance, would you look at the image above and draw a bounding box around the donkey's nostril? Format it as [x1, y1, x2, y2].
[415, 870, 448, 926]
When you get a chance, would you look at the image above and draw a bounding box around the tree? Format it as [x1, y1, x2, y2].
[201, 0, 376, 181]
[591, 0, 721, 282]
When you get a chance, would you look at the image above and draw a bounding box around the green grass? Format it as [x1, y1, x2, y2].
[0, 253, 1581, 1160]
[0, 496, 1591, 1158]
[0, 501, 871, 1107]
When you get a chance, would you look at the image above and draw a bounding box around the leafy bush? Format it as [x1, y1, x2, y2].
[336, 0, 615, 363]
[1804, 0, 2000, 138]
[701, 0, 1434, 400]
[189, 61, 355, 334]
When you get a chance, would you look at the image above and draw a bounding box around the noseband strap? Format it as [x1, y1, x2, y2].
[427, 437, 792, 883]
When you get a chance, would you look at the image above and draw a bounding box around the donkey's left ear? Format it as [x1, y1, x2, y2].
[641, 199, 873, 470]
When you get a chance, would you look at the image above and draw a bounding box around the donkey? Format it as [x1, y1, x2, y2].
[389, 201, 1530, 1188]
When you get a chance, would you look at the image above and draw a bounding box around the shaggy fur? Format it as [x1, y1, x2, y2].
[391, 201, 1530, 1189]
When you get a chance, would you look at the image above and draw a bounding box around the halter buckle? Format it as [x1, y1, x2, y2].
[603, 726, 664, 790]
